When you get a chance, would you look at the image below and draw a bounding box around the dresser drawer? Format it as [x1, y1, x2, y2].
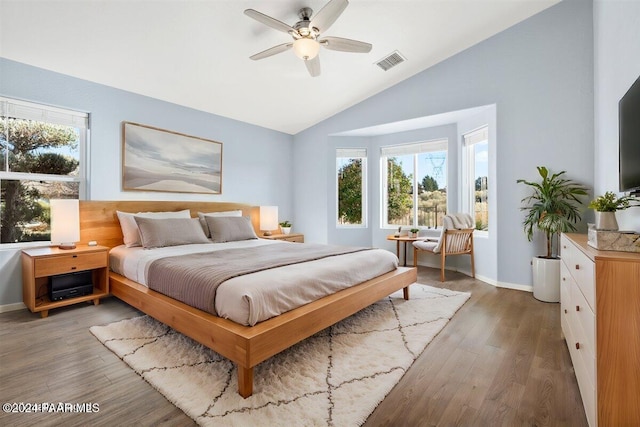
[569, 337, 597, 427]
[561, 235, 595, 312]
[34, 252, 107, 277]
[571, 283, 596, 389]
[560, 262, 572, 327]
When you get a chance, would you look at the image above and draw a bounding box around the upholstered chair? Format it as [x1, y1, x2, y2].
[412, 213, 476, 282]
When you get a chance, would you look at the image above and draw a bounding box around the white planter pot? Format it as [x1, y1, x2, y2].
[532, 257, 561, 302]
[281, 227, 291, 235]
[594, 211, 618, 231]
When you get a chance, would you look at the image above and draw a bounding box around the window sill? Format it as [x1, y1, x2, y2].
[0, 241, 52, 251]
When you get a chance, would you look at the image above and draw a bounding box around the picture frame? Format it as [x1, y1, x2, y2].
[122, 122, 222, 194]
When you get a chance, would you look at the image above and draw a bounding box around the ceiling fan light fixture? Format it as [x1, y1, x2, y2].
[293, 38, 320, 60]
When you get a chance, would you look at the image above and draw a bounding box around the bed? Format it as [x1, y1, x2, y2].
[79, 201, 417, 397]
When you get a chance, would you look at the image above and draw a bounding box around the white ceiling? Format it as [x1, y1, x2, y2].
[0, 0, 559, 135]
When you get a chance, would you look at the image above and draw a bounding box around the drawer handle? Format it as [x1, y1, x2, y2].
[575, 264, 580, 270]
[562, 277, 566, 281]
[576, 305, 580, 312]
[71, 266, 77, 270]
[576, 342, 580, 350]
[563, 245, 566, 249]
[564, 309, 568, 314]
[72, 255, 78, 258]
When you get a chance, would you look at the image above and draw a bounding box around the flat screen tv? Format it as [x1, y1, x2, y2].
[619, 74, 640, 195]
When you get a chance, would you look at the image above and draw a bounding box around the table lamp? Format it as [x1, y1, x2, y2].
[50, 199, 80, 249]
[260, 206, 278, 236]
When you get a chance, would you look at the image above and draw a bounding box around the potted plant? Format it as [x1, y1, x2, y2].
[588, 191, 639, 231]
[517, 166, 588, 302]
[409, 228, 420, 238]
[279, 220, 292, 235]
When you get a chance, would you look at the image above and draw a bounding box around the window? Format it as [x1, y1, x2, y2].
[462, 126, 489, 231]
[0, 98, 88, 244]
[337, 148, 367, 226]
[381, 140, 448, 228]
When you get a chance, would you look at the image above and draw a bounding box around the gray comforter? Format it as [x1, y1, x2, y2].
[147, 243, 371, 318]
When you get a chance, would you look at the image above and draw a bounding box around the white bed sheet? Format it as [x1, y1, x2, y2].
[110, 240, 399, 326]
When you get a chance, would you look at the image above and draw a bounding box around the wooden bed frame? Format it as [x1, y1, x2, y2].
[79, 201, 417, 398]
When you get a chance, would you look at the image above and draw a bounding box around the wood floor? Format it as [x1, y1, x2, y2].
[0, 267, 588, 427]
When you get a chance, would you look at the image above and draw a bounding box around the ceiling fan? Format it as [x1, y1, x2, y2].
[244, 0, 372, 77]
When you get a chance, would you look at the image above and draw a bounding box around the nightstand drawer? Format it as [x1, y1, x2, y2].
[34, 252, 107, 277]
[282, 235, 304, 243]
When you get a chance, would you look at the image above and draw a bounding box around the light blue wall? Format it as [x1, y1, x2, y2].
[0, 58, 293, 307]
[593, 0, 640, 232]
[293, 0, 595, 288]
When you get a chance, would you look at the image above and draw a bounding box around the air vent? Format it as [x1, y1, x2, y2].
[375, 51, 406, 71]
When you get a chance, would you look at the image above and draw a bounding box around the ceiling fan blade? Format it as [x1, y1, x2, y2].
[319, 36, 372, 53]
[305, 56, 321, 77]
[250, 43, 293, 60]
[244, 9, 295, 34]
[310, 0, 348, 33]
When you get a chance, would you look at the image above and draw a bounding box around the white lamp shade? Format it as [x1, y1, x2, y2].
[50, 199, 80, 248]
[260, 206, 279, 231]
[293, 38, 320, 60]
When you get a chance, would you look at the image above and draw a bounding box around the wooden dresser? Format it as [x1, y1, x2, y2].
[560, 233, 640, 427]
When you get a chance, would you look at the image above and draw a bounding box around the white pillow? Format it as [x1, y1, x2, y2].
[116, 209, 191, 247]
[197, 210, 243, 237]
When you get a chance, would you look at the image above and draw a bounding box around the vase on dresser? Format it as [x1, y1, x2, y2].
[594, 211, 618, 231]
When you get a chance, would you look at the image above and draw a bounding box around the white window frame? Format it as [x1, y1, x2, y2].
[461, 125, 489, 233]
[0, 97, 89, 247]
[380, 139, 448, 229]
[336, 148, 367, 228]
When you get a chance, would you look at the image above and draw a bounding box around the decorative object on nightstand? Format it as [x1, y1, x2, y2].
[260, 206, 278, 236]
[22, 245, 109, 318]
[409, 228, 419, 238]
[262, 232, 304, 243]
[588, 191, 639, 231]
[279, 220, 292, 235]
[50, 199, 80, 249]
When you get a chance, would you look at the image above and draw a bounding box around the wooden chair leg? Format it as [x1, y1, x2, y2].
[413, 247, 418, 267]
[470, 252, 475, 278]
[440, 252, 446, 282]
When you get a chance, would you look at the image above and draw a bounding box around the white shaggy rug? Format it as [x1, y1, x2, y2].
[90, 284, 470, 426]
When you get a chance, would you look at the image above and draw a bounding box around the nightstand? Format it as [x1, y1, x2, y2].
[21, 245, 109, 318]
[262, 233, 304, 243]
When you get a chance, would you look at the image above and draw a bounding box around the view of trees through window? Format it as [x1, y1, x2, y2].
[383, 142, 448, 228]
[463, 127, 489, 231]
[0, 110, 82, 244]
[337, 150, 366, 225]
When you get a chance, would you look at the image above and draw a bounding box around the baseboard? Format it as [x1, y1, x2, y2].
[495, 281, 533, 293]
[0, 302, 26, 313]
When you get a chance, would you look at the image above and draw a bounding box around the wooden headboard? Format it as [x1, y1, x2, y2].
[79, 201, 259, 248]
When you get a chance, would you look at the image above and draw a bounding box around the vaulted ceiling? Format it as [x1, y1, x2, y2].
[0, 0, 560, 134]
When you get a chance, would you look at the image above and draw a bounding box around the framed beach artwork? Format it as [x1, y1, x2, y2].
[122, 122, 222, 194]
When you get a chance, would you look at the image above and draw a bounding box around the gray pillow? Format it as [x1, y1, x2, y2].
[197, 210, 243, 237]
[134, 217, 210, 248]
[205, 216, 258, 243]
